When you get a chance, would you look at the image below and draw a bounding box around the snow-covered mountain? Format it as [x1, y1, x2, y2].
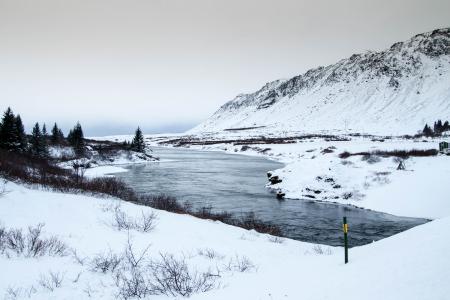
[191, 28, 450, 135]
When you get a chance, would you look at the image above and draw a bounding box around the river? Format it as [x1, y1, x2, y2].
[114, 147, 428, 247]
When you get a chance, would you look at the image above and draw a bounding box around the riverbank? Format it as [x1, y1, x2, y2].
[141, 133, 450, 220]
[0, 180, 449, 299]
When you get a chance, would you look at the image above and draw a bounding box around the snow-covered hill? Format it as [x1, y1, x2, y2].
[191, 28, 450, 136]
[1, 180, 450, 300]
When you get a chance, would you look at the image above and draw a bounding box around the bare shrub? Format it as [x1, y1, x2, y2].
[197, 248, 224, 260]
[234, 212, 282, 236]
[137, 211, 157, 232]
[140, 194, 186, 213]
[5, 229, 25, 255]
[1, 224, 67, 258]
[90, 250, 123, 273]
[191, 206, 233, 223]
[38, 271, 64, 292]
[312, 244, 333, 255]
[4, 285, 37, 300]
[70, 248, 87, 265]
[4, 286, 21, 300]
[114, 238, 218, 299]
[26, 224, 67, 257]
[268, 236, 284, 244]
[115, 267, 150, 299]
[149, 253, 218, 297]
[114, 237, 152, 299]
[112, 207, 157, 233]
[223, 255, 256, 273]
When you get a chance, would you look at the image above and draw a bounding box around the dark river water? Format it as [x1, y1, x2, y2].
[114, 147, 428, 247]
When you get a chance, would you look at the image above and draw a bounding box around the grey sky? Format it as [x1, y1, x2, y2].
[1, 0, 449, 136]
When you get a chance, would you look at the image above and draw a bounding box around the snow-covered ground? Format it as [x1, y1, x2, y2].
[1, 180, 449, 300]
[50, 144, 158, 178]
[4, 130, 442, 299]
[84, 165, 129, 178]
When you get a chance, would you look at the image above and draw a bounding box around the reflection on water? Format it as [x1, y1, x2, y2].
[114, 147, 428, 247]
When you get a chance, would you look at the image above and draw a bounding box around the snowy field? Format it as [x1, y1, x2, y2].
[2, 132, 448, 299]
[1, 180, 449, 300]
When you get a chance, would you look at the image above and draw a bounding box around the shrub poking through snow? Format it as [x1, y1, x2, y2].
[0, 223, 67, 258]
[148, 253, 218, 297]
[268, 236, 284, 244]
[90, 250, 124, 273]
[223, 255, 256, 273]
[312, 244, 333, 255]
[112, 207, 157, 233]
[197, 248, 225, 260]
[113, 237, 219, 299]
[38, 271, 65, 292]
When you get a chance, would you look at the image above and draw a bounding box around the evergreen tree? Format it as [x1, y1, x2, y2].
[29, 123, 48, 157]
[14, 115, 28, 152]
[131, 127, 145, 153]
[51, 123, 65, 144]
[423, 124, 433, 136]
[0, 107, 18, 150]
[436, 120, 443, 134]
[58, 128, 64, 139]
[444, 121, 450, 132]
[68, 122, 85, 156]
[42, 123, 48, 137]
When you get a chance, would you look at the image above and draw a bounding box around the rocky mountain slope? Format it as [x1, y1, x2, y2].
[191, 28, 450, 136]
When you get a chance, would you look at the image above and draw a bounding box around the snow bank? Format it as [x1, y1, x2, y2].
[0, 181, 449, 299]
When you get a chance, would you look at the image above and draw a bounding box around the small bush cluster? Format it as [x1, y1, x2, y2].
[111, 239, 219, 299]
[139, 195, 283, 237]
[311, 244, 333, 255]
[112, 207, 157, 233]
[90, 250, 124, 273]
[197, 248, 224, 260]
[222, 255, 256, 273]
[339, 149, 438, 159]
[38, 271, 65, 292]
[0, 223, 67, 258]
[0, 149, 137, 201]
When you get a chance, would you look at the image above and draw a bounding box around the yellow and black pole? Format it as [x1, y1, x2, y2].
[343, 217, 349, 264]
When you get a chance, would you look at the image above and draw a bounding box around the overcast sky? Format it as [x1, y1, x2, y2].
[1, 0, 449, 136]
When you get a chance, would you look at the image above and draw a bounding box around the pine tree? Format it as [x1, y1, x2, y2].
[436, 120, 443, 134]
[444, 121, 450, 132]
[14, 115, 28, 152]
[68, 122, 85, 156]
[42, 123, 48, 137]
[423, 124, 433, 136]
[30, 123, 46, 157]
[131, 127, 145, 153]
[51, 123, 64, 144]
[0, 107, 18, 150]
